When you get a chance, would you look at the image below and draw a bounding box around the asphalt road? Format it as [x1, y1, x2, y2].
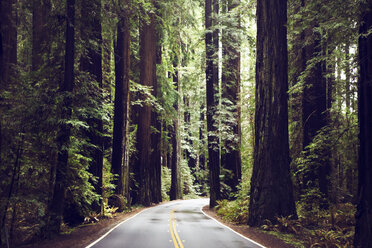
[86, 198, 265, 248]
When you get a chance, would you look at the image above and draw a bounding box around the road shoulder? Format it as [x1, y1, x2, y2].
[202, 205, 296, 248]
[19, 207, 147, 248]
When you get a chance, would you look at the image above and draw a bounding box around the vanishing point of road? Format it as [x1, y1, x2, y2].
[86, 198, 265, 248]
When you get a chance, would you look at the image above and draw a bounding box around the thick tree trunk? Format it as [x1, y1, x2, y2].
[221, 0, 242, 195]
[0, 0, 17, 243]
[80, 0, 104, 213]
[170, 65, 182, 200]
[302, 33, 325, 153]
[32, 0, 50, 72]
[136, 11, 157, 206]
[0, 0, 17, 90]
[112, 13, 130, 203]
[46, 0, 75, 235]
[248, 0, 297, 227]
[205, 0, 221, 208]
[150, 31, 162, 204]
[354, 1, 372, 246]
[301, 1, 330, 204]
[184, 96, 196, 169]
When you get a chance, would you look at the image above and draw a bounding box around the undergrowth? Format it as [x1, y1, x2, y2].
[215, 198, 249, 224]
[216, 199, 356, 248]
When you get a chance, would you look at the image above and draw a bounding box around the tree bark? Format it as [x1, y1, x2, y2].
[354, 1, 372, 246]
[0, 0, 17, 90]
[301, 0, 330, 204]
[205, 0, 221, 208]
[345, 42, 351, 115]
[150, 26, 162, 204]
[32, 0, 50, 72]
[0, 0, 17, 243]
[80, 0, 104, 213]
[199, 102, 206, 171]
[136, 10, 157, 206]
[46, 0, 75, 235]
[170, 64, 182, 200]
[248, 0, 297, 226]
[112, 10, 131, 203]
[221, 0, 242, 195]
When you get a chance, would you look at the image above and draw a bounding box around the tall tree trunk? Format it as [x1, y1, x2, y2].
[301, 1, 329, 205]
[183, 96, 195, 169]
[248, 0, 297, 226]
[136, 10, 157, 206]
[354, 1, 372, 246]
[345, 42, 351, 115]
[302, 31, 325, 153]
[32, 0, 50, 72]
[46, 0, 75, 235]
[80, 0, 104, 213]
[205, 0, 221, 208]
[170, 63, 182, 200]
[0, 0, 17, 243]
[150, 27, 162, 204]
[199, 102, 206, 171]
[221, 0, 242, 196]
[344, 42, 355, 198]
[112, 10, 130, 204]
[0, 0, 17, 90]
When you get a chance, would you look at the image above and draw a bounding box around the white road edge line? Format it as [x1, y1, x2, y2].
[85, 208, 150, 248]
[200, 205, 266, 248]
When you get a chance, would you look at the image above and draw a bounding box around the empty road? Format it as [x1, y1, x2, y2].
[87, 198, 264, 248]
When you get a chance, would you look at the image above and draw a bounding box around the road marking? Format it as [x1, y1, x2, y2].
[200, 205, 266, 248]
[85, 208, 150, 248]
[170, 208, 184, 248]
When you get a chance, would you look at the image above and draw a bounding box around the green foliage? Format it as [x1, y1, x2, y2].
[102, 157, 116, 200]
[308, 228, 354, 248]
[261, 216, 302, 235]
[181, 159, 197, 197]
[260, 202, 356, 248]
[216, 197, 249, 224]
[302, 203, 355, 247]
[192, 168, 209, 196]
[65, 137, 100, 218]
[103, 206, 119, 219]
[161, 166, 171, 201]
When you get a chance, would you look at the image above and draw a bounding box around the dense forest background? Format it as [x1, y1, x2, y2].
[0, 0, 371, 247]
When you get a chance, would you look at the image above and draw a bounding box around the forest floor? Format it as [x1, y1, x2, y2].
[18, 201, 294, 248]
[202, 206, 295, 248]
[18, 207, 147, 248]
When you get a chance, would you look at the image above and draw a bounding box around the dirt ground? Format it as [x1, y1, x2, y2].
[18, 203, 295, 248]
[202, 206, 296, 248]
[18, 208, 145, 248]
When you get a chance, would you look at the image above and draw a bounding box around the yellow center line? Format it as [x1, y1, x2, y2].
[170, 208, 184, 248]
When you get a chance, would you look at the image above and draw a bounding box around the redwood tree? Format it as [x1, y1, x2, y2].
[354, 1, 372, 245]
[80, 0, 104, 213]
[150, 21, 162, 204]
[205, 0, 221, 208]
[136, 9, 157, 206]
[248, 0, 297, 226]
[112, 6, 131, 203]
[221, 0, 242, 195]
[46, 0, 75, 235]
[170, 62, 181, 201]
[300, 0, 330, 203]
[32, 0, 50, 73]
[0, 0, 18, 243]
